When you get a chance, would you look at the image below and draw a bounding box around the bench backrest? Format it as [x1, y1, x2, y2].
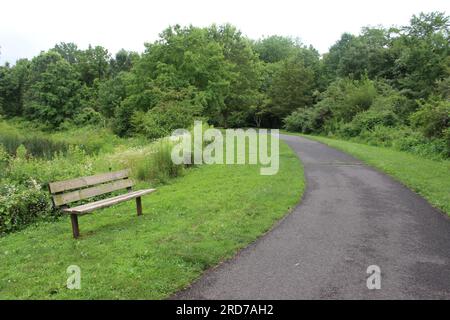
[49, 169, 133, 207]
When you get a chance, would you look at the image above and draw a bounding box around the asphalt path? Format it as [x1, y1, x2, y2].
[173, 134, 450, 299]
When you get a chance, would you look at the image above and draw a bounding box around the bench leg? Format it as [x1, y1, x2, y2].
[136, 197, 142, 216]
[70, 214, 80, 238]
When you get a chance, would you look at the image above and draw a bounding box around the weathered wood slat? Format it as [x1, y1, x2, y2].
[52, 178, 135, 206]
[62, 189, 156, 214]
[49, 169, 130, 193]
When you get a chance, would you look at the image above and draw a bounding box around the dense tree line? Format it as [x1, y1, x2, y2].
[0, 12, 449, 156]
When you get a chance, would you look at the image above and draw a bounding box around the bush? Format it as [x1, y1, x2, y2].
[322, 77, 377, 123]
[339, 109, 398, 137]
[131, 101, 198, 140]
[283, 108, 313, 133]
[352, 125, 448, 160]
[410, 97, 450, 138]
[444, 128, 450, 157]
[283, 105, 332, 133]
[0, 145, 10, 177]
[73, 107, 104, 126]
[0, 143, 100, 235]
[112, 95, 142, 137]
[6, 145, 94, 186]
[0, 180, 53, 235]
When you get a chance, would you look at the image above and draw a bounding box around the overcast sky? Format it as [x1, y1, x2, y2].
[1, 0, 449, 64]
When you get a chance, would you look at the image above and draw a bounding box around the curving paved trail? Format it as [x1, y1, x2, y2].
[174, 135, 450, 299]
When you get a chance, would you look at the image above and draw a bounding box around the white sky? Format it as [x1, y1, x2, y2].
[1, 0, 449, 64]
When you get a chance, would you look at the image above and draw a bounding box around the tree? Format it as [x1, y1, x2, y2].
[119, 25, 236, 133]
[268, 53, 315, 123]
[53, 42, 80, 64]
[207, 24, 262, 127]
[390, 12, 449, 99]
[77, 45, 111, 86]
[110, 49, 139, 75]
[23, 51, 82, 127]
[0, 59, 30, 117]
[248, 92, 271, 128]
[97, 72, 128, 118]
[253, 36, 298, 63]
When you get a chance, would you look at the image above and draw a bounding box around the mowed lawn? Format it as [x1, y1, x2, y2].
[303, 134, 450, 215]
[0, 140, 304, 299]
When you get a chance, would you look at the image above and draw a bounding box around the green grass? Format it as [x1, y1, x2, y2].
[284, 131, 450, 215]
[0, 140, 304, 299]
[0, 119, 147, 159]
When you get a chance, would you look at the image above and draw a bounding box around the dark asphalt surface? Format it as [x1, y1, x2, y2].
[173, 134, 450, 299]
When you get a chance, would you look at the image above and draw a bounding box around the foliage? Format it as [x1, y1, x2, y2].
[73, 107, 104, 126]
[131, 101, 199, 140]
[267, 49, 319, 125]
[0, 181, 52, 235]
[0, 59, 30, 117]
[283, 108, 311, 133]
[97, 72, 128, 118]
[339, 109, 399, 137]
[253, 36, 299, 63]
[23, 51, 82, 127]
[410, 97, 450, 139]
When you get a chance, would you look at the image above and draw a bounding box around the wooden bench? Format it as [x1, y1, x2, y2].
[48, 169, 156, 238]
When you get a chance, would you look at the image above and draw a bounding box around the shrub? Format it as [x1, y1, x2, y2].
[283, 108, 313, 132]
[131, 101, 198, 140]
[0, 180, 53, 235]
[283, 105, 332, 134]
[73, 107, 104, 126]
[444, 128, 450, 157]
[340, 109, 398, 137]
[112, 96, 137, 137]
[372, 81, 418, 120]
[322, 77, 377, 123]
[0, 145, 10, 177]
[0, 143, 100, 235]
[410, 97, 450, 139]
[353, 126, 448, 160]
[356, 125, 398, 147]
[6, 145, 94, 186]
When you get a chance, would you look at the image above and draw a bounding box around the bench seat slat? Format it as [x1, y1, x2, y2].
[62, 189, 156, 214]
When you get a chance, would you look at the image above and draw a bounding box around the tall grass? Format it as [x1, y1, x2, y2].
[0, 133, 69, 159]
[105, 138, 185, 184]
[0, 120, 149, 159]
